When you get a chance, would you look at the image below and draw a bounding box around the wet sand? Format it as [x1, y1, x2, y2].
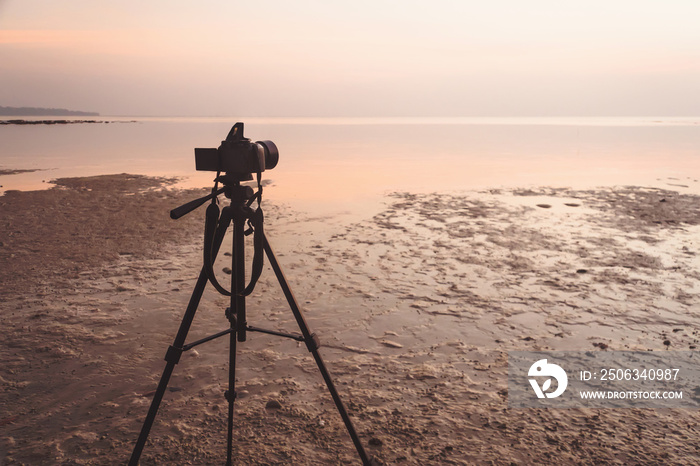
[2, 174, 700, 464]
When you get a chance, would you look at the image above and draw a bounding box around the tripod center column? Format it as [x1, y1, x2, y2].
[226, 183, 253, 342]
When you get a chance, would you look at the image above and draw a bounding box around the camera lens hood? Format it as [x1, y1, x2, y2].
[256, 140, 279, 170]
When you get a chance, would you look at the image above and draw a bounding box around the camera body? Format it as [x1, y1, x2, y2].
[195, 122, 278, 176]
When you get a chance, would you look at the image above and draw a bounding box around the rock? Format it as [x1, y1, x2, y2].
[369, 437, 383, 447]
[265, 399, 282, 410]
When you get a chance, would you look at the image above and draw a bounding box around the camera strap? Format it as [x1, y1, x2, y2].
[241, 172, 264, 296]
[203, 201, 233, 296]
[241, 205, 264, 296]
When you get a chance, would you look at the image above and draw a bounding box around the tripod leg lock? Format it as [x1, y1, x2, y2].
[164, 345, 183, 365]
[305, 333, 321, 352]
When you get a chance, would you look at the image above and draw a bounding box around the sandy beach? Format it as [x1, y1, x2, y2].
[2, 173, 700, 464]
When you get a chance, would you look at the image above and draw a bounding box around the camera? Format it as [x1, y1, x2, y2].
[195, 122, 279, 176]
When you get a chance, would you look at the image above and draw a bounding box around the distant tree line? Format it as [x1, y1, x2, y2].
[0, 106, 99, 116]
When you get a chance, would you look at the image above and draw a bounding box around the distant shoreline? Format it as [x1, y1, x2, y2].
[0, 106, 99, 117]
[0, 119, 137, 125]
[0, 168, 43, 176]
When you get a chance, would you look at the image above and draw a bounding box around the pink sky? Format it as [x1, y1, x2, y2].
[1, 0, 699, 116]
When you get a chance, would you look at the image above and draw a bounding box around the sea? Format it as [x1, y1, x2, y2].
[1, 116, 700, 213]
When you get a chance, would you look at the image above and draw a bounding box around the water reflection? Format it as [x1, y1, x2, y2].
[2, 118, 700, 212]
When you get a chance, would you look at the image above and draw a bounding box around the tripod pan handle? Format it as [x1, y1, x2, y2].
[170, 187, 226, 219]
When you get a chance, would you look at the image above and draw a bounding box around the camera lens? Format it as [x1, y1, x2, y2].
[256, 140, 279, 170]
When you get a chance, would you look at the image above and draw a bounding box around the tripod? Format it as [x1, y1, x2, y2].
[129, 176, 370, 465]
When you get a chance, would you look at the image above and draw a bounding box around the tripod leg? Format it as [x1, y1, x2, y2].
[225, 331, 237, 466]
[262, 234, 371, 466]
[129, 213, 231, 465]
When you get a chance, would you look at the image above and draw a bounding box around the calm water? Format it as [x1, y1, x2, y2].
[2, 116, 700, 212]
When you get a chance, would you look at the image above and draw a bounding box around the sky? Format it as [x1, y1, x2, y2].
[1, 0, 699, 117]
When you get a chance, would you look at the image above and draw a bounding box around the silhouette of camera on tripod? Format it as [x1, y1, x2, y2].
[130, 123, 370, 465]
